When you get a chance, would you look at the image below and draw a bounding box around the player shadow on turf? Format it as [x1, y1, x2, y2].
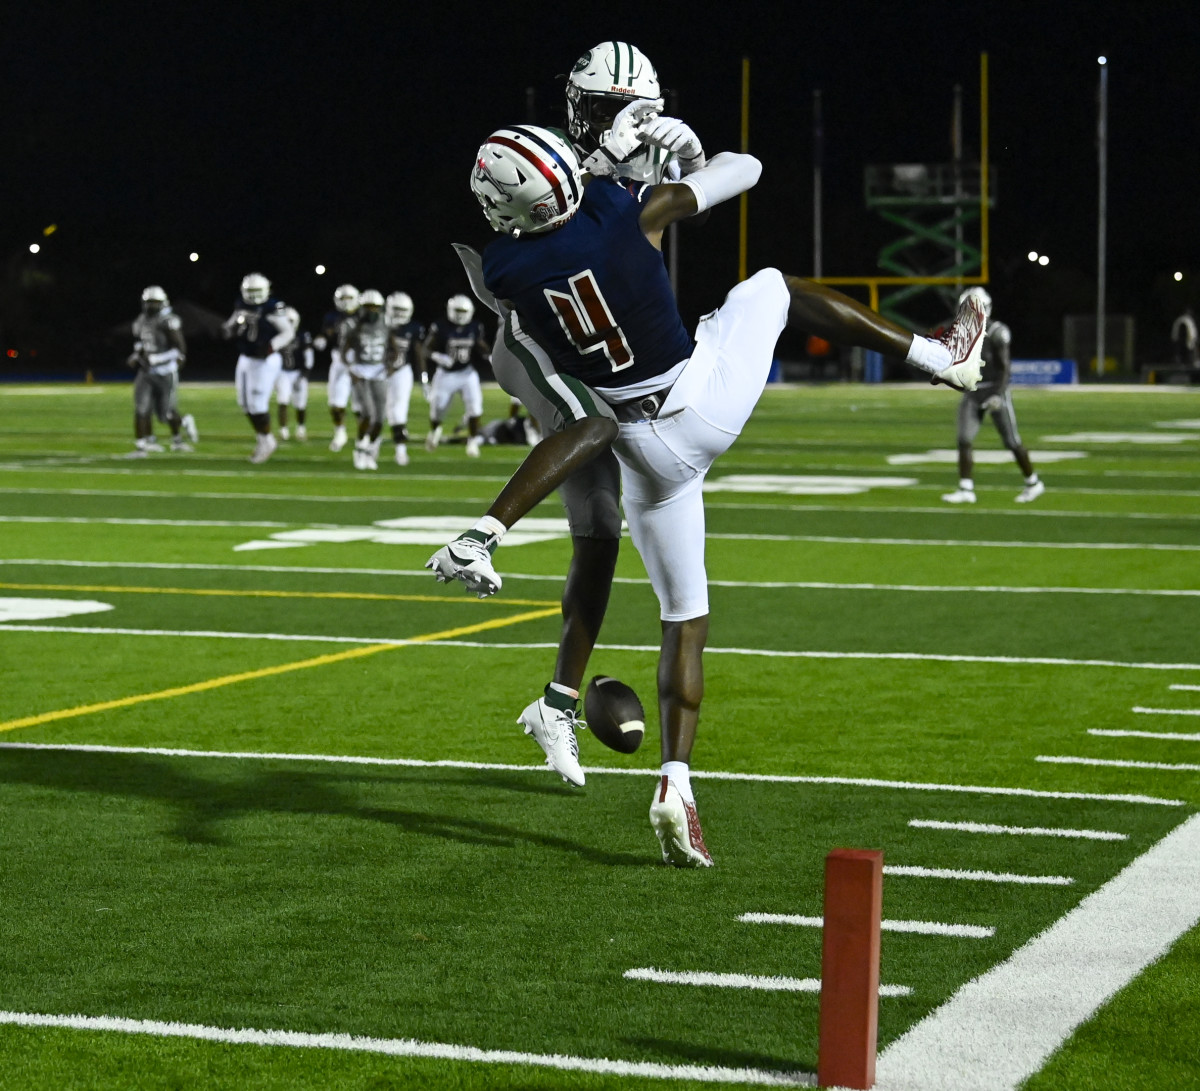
[623, 1035, 814, 1076]
[0, 750, 650, 866]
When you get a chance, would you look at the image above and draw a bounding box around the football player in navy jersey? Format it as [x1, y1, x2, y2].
[385, 291, 426, 466]
[221, 273, 296, 464]
[430, 121, 987, 867]
[422, 295, 491, 457]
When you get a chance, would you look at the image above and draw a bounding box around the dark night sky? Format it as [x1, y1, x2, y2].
[4, 1, 1199, 368]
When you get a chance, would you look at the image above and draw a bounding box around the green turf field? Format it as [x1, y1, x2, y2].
[1, 380, 1198, 1090]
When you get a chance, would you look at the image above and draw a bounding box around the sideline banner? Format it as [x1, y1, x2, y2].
[1011, 358, 1077, 384]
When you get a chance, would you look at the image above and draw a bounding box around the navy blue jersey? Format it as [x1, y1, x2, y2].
[482, 179, 692, 392]
[231, 297, 285, 357]
[282, 330, 314, 372]
[426, 320, 487, 371]
[389, 320, 426, 372]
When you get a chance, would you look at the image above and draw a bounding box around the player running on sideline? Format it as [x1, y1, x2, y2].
[128, 285, 198, 455]
[428, 121, 986, 867]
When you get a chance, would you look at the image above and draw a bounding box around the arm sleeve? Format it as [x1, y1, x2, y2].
[678, 152, 762, 214]
[267, 310, 296, 352]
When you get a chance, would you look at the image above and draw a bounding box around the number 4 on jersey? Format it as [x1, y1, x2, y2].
[545, 270, 634, 372]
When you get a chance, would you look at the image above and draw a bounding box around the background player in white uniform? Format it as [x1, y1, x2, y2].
[384, 291, 425, 466]
[274, 309, 314, 441]
[221, 272, 295, 464]
[432, 123, 985, 867]
[942, 288, 1044, 504]
[128, 285, 198, 455]
[422, 295, 491, 457]
[341, 289, 391, 471]
[317, 284, 359, 451]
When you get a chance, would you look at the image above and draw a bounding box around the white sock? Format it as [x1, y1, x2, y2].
[548, 682, 579, 701]
[1025, 473, 1040, 486]
[959, 479, 974, 491]
[905, 334, 951, 375]
[662, 760, 694, 803]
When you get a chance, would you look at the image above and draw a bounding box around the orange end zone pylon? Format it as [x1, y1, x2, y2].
[817, 848, 883, 1089]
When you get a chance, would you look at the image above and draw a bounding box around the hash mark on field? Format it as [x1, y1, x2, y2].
[908, 819, 1127, 841]
[1132, 705, 1200, 716]
[737, 914, 994, 938]
[0, 743, 1185, 807]
[1089, 728, 1200, 742]
[0, 1011, 813, 1087]
[1168, 683, 1200, 691]
[883, 866, 1073, 886]
[1037, 754, 1200, 772]
[623, 968, 913, 996]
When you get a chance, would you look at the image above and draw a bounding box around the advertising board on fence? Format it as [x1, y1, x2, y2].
[1011, 358, 1077, 384]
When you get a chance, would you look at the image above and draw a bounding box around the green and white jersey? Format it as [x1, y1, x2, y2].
[132, 309, 183, 374]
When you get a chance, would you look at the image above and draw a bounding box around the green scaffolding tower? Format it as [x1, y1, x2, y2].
[865, 161, 997, 326]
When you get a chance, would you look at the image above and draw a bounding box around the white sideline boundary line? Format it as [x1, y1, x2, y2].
[1090, 728, 1200, 743]
[5, 625, 1200, 677]
[874, 813, 1200, 1091]
[0, 742, 1183, 807]
[1132, 705, 1200, 716]
[623, 968, 912, 996]
[0, 1010, 813, 1087]
[1037, 754, 1200, 773]
[908, 819, 1128, 841]
[737, 914, 994, 939]
[883, 865, 1073, 886]
[4, 558, 1200, 600]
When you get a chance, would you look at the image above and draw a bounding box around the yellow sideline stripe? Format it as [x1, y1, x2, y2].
[0, 606, 560, 734]
[0, 581, 557, 608]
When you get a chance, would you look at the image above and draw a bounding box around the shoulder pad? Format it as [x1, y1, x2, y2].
[165, 314, 182, 331]
[990, 321, 1012, 346]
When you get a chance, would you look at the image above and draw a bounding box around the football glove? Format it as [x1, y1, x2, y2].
[639, 116, 706, 175]
[580, 97, 664, 178]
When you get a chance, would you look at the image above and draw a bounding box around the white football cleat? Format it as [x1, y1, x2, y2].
[141, 437, 165, 453]
[941, 488, 977, 504]
[935, 291, 987, 392]
[279, 425, 291, 441]
[352, 444, 365, 470]
[465, 435, 482, 458]
[425, 425, 443, 452]
[296, 424, 308, 441]
[181, 414, 199, 444]
[170, 437, 193, 453]
[329, 424, 348, 452]
[249, 433, 277, 464]
[1016, 480, 1045, 503]
[518, 697, 586, 787]
[425, 535, 502, 598]
[394, 443, 409, 466]
[649, 776, 714, 867]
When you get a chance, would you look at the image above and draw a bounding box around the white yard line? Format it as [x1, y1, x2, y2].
[0, 742, 1182, 807]
[0, 1010, 812, 1087]
[1037, 755, 1200, 773]
[0, 463, 513, 483]
[874, 813, 1200, 1091]
[623, 968, 912, 997]
[736, 914, 994, 939]
[705, 501, 1200, 518]
[7, 625, 1200, 678]
[4, 519, 1200, 551]
[1089, 728, 1200, 742]
[3, 558, 1199, 599]
[0, 487, 484, 504]
[1132, 705, 1200, 716]
[908, 819, 1127, 841]
[1168, 684, 1200, 691]
[883, 866, 1073, 886]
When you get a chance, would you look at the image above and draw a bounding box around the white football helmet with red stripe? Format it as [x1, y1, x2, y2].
[470, 125, 583, 237]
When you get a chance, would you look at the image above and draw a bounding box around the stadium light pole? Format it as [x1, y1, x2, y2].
[813, 88, 823, 278]
[1097, 56, 1108, 374]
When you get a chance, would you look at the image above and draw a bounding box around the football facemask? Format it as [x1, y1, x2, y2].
[386, 292, 414, 325]
[471, 125, 583, 237]
[141, 285, 168, 313]
[446, 294, 475, 325]
[334, 284, 360, 314]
